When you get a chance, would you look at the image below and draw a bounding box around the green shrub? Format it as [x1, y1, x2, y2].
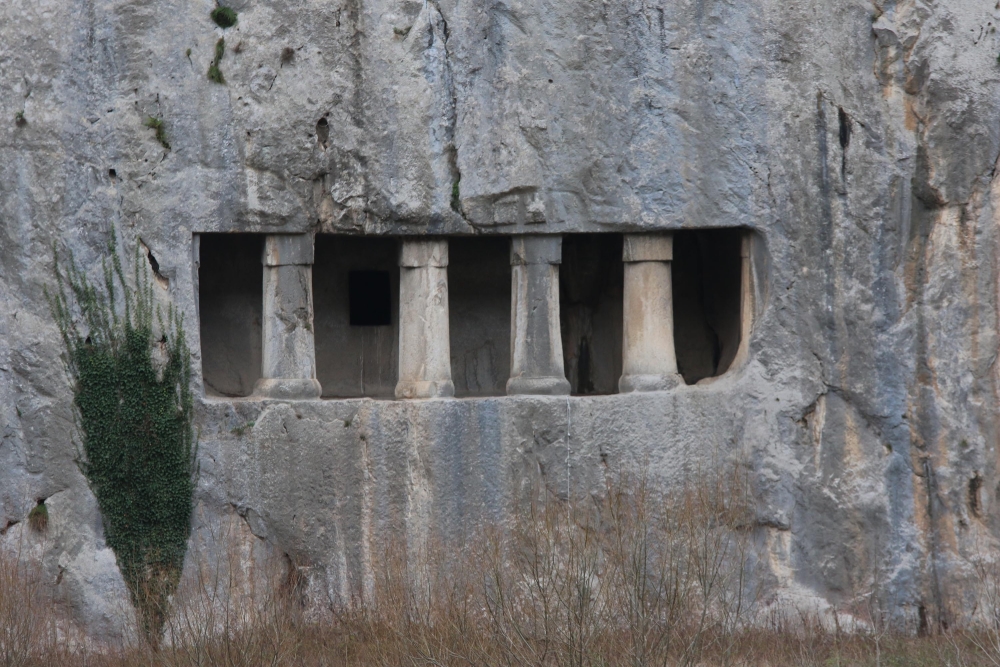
[208, 38, 226, 84]
[46, 237, 196, 645]
[143, 116, 170, 150]
[27, 502, 48, 533]
[210, 6, 237, 28]
[450, 175, 461, 212]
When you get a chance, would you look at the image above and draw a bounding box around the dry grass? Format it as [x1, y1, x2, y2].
[3, 469, 999, 667]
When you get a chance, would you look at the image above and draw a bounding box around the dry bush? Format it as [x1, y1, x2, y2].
[961, 540, 1000, 667]
[0, 546, 81, 667]
[0, 547, 46, 667]
[351, 464, 761, 667]
[10, 467, 1000, 666]
[144, 516, 304, 667]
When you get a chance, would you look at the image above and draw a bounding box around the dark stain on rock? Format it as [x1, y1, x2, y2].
[838, 107, 851, 182]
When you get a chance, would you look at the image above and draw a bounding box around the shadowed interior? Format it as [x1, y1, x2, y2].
[314, 236, 399, 398]
[560, 234, 624, 395]
[672, 229, 743, 385]
[198, 233, 263, 397]
[448, 237, 511, 397]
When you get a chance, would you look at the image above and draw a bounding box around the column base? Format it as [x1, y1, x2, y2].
[618, 373, 682, 393]
[506, 376, 571, 396]
[395, 380, 455, 399]
[253, 378, 323, 400]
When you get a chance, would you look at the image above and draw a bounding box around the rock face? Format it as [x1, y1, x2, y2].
[2, 0, 1000, 639]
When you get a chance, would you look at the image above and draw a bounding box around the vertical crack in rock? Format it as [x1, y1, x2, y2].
[815, 93, 838, 380]
[421, 1, 459, 225]
[435, 3, 463, 219]
[838, 106, 851, 184]
[345, 0, 370, 225]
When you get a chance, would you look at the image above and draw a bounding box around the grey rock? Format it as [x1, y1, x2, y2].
[2, 0, 999, 640]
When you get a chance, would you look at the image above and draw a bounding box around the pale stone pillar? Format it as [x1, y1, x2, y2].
[395, 239, 454, 399]
[507, 236, 571, 396]
[254, 234, 322, 399]
[731, 231, 754, 369]
[619, 234, 682, 392]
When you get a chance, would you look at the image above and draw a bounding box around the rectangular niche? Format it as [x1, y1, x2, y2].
[672, 228, 744, 385]
[560, 234, 624, 395]
[448, 237, 511, 397]
[198, 233, 263, 397]
[313, 235, 399, 398]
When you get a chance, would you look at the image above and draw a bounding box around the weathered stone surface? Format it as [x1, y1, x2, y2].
[256, 257, 321, 400]
[396, 239, 454, 398]
[621, 234, 681, 392]
[2, 0, 1000, 640]
[508, 236, 571, 395]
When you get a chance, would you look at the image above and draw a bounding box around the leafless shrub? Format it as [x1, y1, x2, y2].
[0, 545, 81, 667]
[961, 537, 1000, 667]
[8, 467, 1000, 666]
[149, 514, 302, 667]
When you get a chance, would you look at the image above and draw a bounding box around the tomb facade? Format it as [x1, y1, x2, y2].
[2, 0, 999, 639]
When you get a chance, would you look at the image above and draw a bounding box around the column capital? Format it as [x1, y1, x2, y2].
[511, 235, 561, 266]
[263, 234, 314, 266]
[399, 238, 449, 268]
[623, 234, 672, 262]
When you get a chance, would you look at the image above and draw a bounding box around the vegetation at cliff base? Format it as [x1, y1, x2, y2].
[46, 238, 196, 644]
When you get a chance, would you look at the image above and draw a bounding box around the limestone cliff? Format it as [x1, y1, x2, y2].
[2, 0, 1000, 637]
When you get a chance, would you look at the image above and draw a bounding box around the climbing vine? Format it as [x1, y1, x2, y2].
[46, 237, 196, 644]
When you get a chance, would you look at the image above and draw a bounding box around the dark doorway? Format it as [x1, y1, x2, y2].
[560, 234, 623, 395]
[672, 229, 743, 385]
[314, 236, 399, 398]
[198, 234, 263, 397]
[449, 237, 511, 397]
[348, 271, 392, 326]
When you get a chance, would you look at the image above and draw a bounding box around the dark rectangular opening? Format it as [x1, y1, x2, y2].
[672, 228, 743, 385]
[349, 270, 392, 326]
[560, 234, 623, 395]
[197, 233, 263, 397]
[448, 237, 511, 397]
[314, 236, 399, 398]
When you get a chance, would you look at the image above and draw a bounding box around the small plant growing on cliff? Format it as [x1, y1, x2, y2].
[27, 502, 48, 533]
[208, 38, 226, 84]
[210, 5, 238, 28]
[14, 111, 26, 127]
[46, 236, 196, 645]
[450, 175, 461, 212]
[230, 421, 254, 437]
[280, 46, 295, 66]
[143, 116, 170, 150]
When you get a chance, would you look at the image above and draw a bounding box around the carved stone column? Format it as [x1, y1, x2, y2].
[619, 234, 682, 392]
[731, 231, 754, 369]
[254, 234, 322, 399]
[507, 236, 571, 396]
[396, 239, 454, 399]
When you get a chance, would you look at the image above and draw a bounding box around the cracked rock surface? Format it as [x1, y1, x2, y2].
[3, 0, 1000, 638]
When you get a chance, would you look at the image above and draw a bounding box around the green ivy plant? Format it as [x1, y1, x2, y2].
[46, 237, 196, 645]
